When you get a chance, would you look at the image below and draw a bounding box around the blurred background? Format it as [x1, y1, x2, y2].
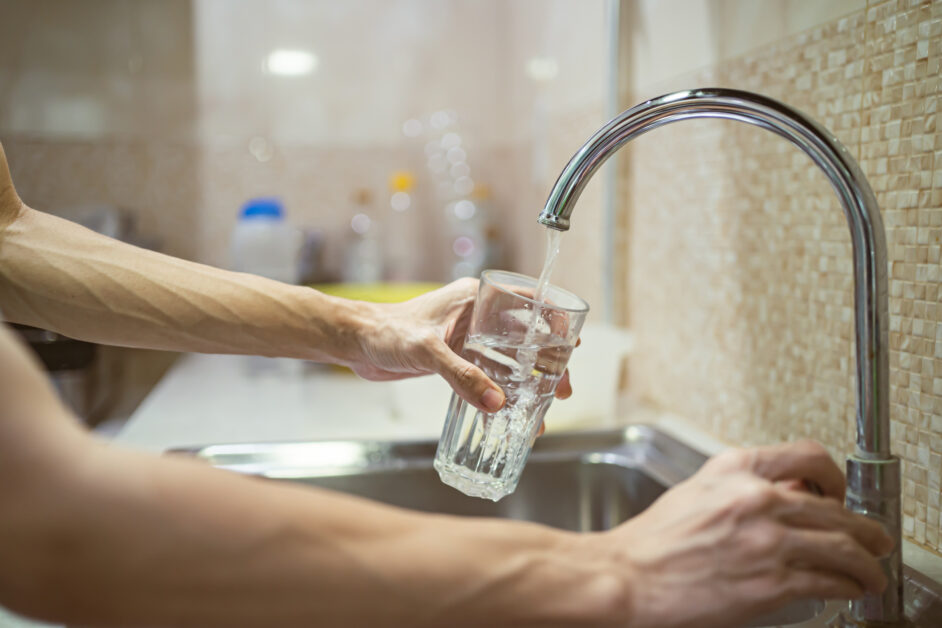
[0, 0, 614, 426]
[0, 0, 611, 287]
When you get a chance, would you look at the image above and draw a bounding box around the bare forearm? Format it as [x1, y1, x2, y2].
[0, 145, 509, 406]
[0, 204, 368, 362]
[4, 439, 623, 627]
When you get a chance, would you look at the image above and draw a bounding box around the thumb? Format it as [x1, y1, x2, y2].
[428, 341, 505, 413]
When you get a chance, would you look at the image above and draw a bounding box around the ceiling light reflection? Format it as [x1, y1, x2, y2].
[526, 56, 558, 82]
[450, 162, 470, 178]
[441, 132, 462, 149]
[430, 111, 451, 130]
[453, 200, 476, 220]
[402, 119, 423, 137]
[446, 147, 466, 164]
[453, 236, 475, 257]
[266, 49, 319, 76]
[454, 176, 474, 195]
[390, 191, 411, 212]
[351, 213, 371, 234]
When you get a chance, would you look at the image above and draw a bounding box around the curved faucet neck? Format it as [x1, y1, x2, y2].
[538, 87, 901, 623]
[538, 88, 890, 459]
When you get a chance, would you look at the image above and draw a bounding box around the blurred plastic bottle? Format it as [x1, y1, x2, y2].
[343, 188, 384, 283]
[446, 183, 495, 279]
[231, 198, 301, 284]
[230, 198, 303, 377]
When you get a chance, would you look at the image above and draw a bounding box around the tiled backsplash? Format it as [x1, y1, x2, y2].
[624, 0, 942, 556]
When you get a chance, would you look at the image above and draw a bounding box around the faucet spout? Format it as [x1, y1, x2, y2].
[539, 87, 900, 624]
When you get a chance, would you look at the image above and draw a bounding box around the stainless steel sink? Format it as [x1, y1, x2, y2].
[172, 425, 941, 627]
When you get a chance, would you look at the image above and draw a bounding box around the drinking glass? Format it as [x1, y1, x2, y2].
[433, 270, 589, 501]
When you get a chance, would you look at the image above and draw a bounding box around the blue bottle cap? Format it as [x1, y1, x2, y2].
[240, 198, 284, 220]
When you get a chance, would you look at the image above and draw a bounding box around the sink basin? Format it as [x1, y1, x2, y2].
[183, 427, 694, 531]
[172, 425, 939, 627]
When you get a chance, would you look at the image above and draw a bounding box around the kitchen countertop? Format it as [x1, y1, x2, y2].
[116, 354, 455, 452]
[117, 323, 636, 452]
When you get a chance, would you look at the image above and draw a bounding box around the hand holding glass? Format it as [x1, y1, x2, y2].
[434, 270, 589, 501]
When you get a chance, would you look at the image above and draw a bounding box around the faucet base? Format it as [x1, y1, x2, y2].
[846, 455, 903, 624]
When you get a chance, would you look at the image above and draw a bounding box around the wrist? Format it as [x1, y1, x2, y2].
[295, 288, 380, 365]
[431, 522, 631, 628]
[551, 532, 633, 627]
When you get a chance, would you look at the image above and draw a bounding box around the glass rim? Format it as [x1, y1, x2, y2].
[480, 269, 590, 314]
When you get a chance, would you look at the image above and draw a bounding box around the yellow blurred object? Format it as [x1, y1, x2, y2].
[389, 171, 415, 193]
[311, 282, 442, 303]
[471, 183, 492, 200]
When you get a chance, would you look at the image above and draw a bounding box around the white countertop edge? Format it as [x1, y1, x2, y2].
[903, 541, 942, 584]
[648, 412, 732, 456]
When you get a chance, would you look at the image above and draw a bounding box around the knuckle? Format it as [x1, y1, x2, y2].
[707, 447, 750, 472]
[453, 362, 479, 387]
[739, 523, 786, 560]
[823, 498, 847, 519]
[800, 494, 842, 525]
[757, 525, 787, 554]
[796, 439, 830, 460]
[789, 490, 827, 515]
[861, 517, 892, 546]
[720, 480, 781, 525]
[782, 571, 810, 599]
[741, 482, 780, 512]
[833, 533, 860, 557]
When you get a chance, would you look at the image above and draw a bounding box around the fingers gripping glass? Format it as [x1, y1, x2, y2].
[434, 270, 589, 501]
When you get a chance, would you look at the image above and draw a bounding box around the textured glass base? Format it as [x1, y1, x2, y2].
[433, 457, 520, 502]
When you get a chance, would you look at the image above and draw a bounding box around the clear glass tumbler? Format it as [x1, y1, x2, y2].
[433, 270, 589, 501]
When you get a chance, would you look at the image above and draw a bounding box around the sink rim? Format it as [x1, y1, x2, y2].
[168, 424, 708, 487]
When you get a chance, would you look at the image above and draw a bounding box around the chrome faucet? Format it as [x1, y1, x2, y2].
[539, 88, 901, 625]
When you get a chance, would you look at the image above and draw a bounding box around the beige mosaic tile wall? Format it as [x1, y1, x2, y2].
[625, 0, 942, 556]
